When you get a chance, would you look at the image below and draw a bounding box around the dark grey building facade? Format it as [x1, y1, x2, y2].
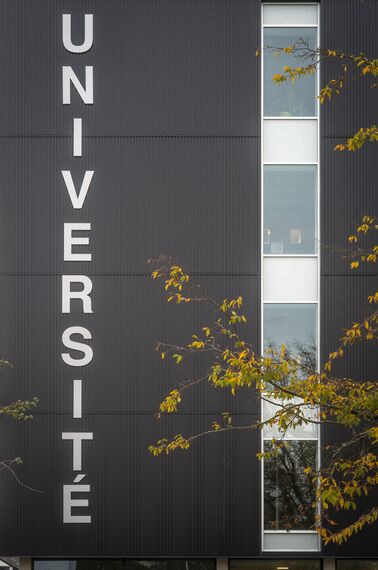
[0, 1, 376, 569]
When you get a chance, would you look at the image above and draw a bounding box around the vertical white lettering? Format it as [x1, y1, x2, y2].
[63, 476, 91, 523]
[64, 223, 92, 262]
[62, 66, 94, 105]
[61, 10, 95, 526]
[73, 380, 82, 419]
[62, 326, 93, 367]
[62, 170, 93, 208]
[62, 432, 93, 471]
[62, 14, 94, 54]
[73, 118, 83, 157]
[62, 275, 93, 314]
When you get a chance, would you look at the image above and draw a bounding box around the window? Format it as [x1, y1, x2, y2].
[337, 563, 378, 570]
[264, 441, 317, 531]
[231, 560, 321, 570]
[263, 397, 318, 439]
[34, 562, 216, 570]
[264, 166, 317, 255]
[264, 304, 317, 369]
[261, 2, 319, 552]
[263, 4, 318, 25]
[264, 28, 318, 117]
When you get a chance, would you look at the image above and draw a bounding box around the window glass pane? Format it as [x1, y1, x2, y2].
[263, 397, 318, 439]
[124, 559, 215, 570]
[263, 119, 318, 163]
[264, 165, 317, 255]
[337, 562, 378, 570]
[263, 532, 319, 551]
[231, 560, 321, 570]
[264, 28, 317, 117]
[263, 4, 318, 25]
[264, 440, 317, 530]
[263, 258, 318, 303]
[34, 563, 77, 570]
[264, 304, 317, 369]
[34, 563, 216, 570]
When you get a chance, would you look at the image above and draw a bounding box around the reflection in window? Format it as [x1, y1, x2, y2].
[263, 397, 318, 439]
[264, 441, 317, 530]
[264, 304, 317, 370]
[231, 560, 321, 570]
[264, 28, 317, 117]
[34, 563, 216, 570]
[337, 562, 378, 570]
[264, 166, 317, 255]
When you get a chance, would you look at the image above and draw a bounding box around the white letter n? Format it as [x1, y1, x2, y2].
[62, 66, 93, 105]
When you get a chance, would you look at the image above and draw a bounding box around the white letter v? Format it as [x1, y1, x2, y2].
[61, 170, 94, 209]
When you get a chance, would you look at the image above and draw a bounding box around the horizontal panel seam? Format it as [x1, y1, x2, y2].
[30, 411, 261, 415]
[321, 273, 377, 277]
[0, 272, 261, 277]
[0, 134, 260, 139]
[320, 135, 367, 139]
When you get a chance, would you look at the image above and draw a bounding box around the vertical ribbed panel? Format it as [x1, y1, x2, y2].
[0, 0, 262, 558]
[0, 412, 260, 556]
[321, 276, 377, 381]
[320, 0, 378, 558]
[321, 0, 378, 137]
[0, 138, 259, 275]
[0, 275, 260, 414]
[321, 140, 377, 276]
[0, 0, 259, 136]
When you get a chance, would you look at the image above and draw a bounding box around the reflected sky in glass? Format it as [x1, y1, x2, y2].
[264, 304, 317, 369]
[264, 28, 317, 117]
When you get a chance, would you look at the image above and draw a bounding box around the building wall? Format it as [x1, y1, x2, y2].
[0, 0, 375, 560]
[0, 0, 262, 558]
[320, 0, 378, 558]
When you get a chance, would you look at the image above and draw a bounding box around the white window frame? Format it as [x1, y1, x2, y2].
[260, 2, 321, 553]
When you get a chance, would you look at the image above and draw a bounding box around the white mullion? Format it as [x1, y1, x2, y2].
[264, 2, 319, 4]
[262, 24, 318, 28]
[260, 1, 266, 553]
[263, 161, 318, 165]
[264, 116, 320, 118]
[264, 254, 318, 258]
[315, 2, 321, 551]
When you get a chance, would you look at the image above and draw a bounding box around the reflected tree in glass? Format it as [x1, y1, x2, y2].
[264, 441, 317, 530]
[264, 28, 318, 116]
[231, 560, 321, 570]
[34, 562, 216, 570]
[264, 304, 317, 375]
[337, 562, 378, 570]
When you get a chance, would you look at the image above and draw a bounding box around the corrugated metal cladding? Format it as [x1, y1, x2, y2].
[0, 0, 376, 560]
[0, 0, 261, 558]
[321, 0, 377, 138]
[321, 0, 378, 558]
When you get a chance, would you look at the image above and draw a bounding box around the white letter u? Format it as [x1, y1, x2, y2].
[62, 14, 93, 53]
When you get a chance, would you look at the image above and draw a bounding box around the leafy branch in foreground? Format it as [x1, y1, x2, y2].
[0, 457, 42, 493]
[0, 358, 39, 489]
[147, 220, 377, 544]
[0, 359, 39, 421]
[258, 39, 377, 151]
[0, 397, 39, 421]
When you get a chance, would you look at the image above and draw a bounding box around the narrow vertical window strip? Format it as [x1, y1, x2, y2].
[261, 2, 320, 552]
